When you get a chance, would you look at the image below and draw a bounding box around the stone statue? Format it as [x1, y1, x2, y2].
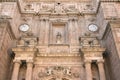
[56, 32, 62, 44]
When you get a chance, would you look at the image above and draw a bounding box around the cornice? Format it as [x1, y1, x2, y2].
[0, 0, 119, 2]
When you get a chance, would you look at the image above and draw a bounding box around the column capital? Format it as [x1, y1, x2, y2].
[26, 59, 34, 63]
[97, 59, 104, 63]
[84, 60, 92, 63]
[13, 59, 21, 64]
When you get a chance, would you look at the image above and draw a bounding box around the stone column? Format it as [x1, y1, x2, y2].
[26, 62, 33, 80]
[85, 60, 92, 80]
[97, 60, 106, 80]
[11, 60, 21, 80]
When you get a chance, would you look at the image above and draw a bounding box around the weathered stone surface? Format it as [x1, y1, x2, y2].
[0, 1, 120, 80]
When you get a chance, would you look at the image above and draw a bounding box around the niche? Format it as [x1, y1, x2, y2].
[49, 23, 68, 44]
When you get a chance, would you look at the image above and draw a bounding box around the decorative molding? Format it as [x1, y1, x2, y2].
[38, 66, 81, 79]
[17, 0, 100, 15]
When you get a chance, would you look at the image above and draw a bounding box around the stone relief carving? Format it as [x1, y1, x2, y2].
[19, 0, 99, 14]
[24, 3, 34, 11]
[17, 32, 38, 47]
[54, 3, 65, 14]
[64, 4, 78, 12]
[40, 4, 54, 12]
[84, 4, 94, 11]
[80, 36, 100, 47]
[38, 66, 80, 79]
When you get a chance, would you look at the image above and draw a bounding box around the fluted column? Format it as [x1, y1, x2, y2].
[11, 60, 21, 80]
[26, 62, 33, 80]
[85, 60, 92, 80]
[97, 60, 106, 80]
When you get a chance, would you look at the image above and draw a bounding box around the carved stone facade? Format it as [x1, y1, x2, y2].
[0, 0, 120, 80]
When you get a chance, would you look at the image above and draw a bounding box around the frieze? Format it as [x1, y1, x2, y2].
[18, 0, 100, 15]
[84, 52, 103, 57]
[70, 47, 81, 54]
[48, 45, 69, 54]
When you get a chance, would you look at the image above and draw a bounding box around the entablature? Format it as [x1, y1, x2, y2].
[17, 0, 99, 15]
[0, 0, 119, 2]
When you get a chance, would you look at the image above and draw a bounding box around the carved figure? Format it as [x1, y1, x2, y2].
[24, 4, 34, 11]
[65, 5, 78, 12]
[56, 32, 62, 44]
[54, 3, 64, 13]
[40, 4, 53, 12]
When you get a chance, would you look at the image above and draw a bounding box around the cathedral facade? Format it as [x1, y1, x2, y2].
[0, 0, 120, 80]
